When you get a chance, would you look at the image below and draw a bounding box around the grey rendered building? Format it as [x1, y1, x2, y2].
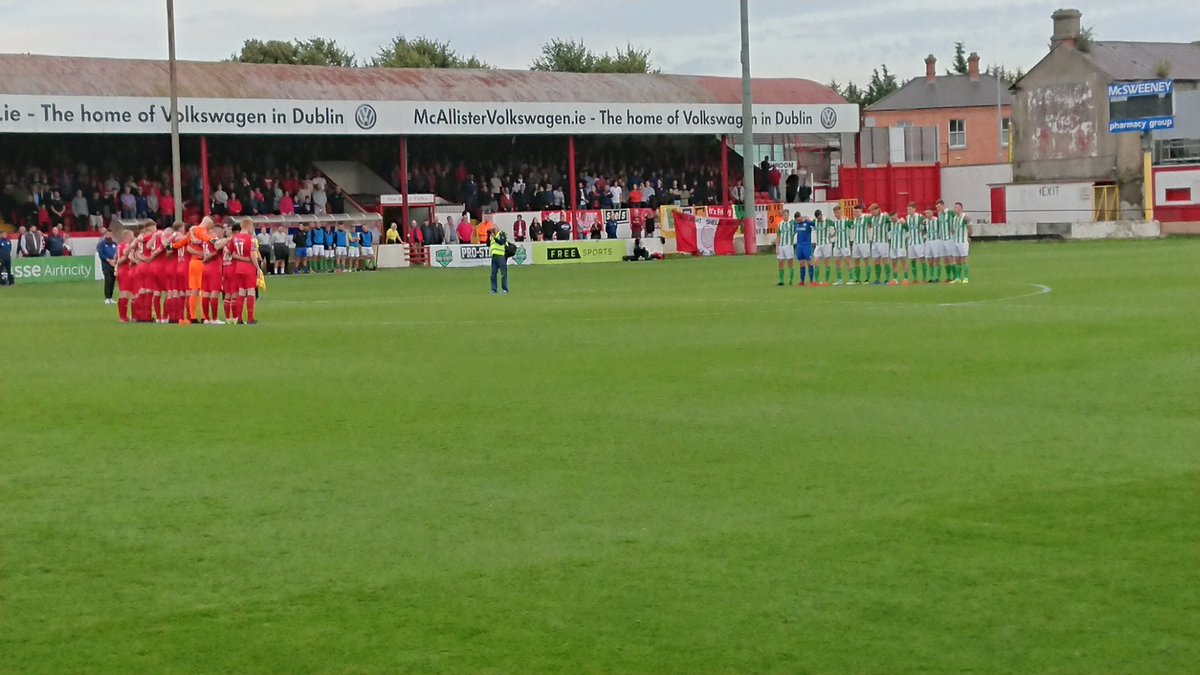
[1011, 8, 1200, 206]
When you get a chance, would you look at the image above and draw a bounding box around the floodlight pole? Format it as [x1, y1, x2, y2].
[739, 0, 757, 253]
[721, 134, 729, 206]
[166, 0, 182, 222]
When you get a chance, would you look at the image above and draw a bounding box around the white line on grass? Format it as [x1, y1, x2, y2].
[937, 283, 1053, 308]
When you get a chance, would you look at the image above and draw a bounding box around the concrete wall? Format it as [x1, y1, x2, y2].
[1013, 47, 1114, 182]
[1005, 181, 1095, 226]
[974, 220, 1160, 239]
[870, 106, 1011, 167]
[942, 163, 1013, 220]
[1070, 221, 1160, 239]
[1154, 89, 1200, 141]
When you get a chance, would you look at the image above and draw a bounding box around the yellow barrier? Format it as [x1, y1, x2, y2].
[1093, 184, 1119, 222]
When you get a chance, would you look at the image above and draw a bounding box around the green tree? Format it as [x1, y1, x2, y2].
[369, 35, 488, 69]
[532, 38, 595, 72]
[531, 38, 658, 73]
[229, 38, 355, 67]
[1076, 25, 1096, 52]
[985, 64, 1026, 85]
[949, 41, 969, 75]
[594, 43, 657, 74]
[844, 82, 865, 106]
[828, 80, 866, 107]
[830, 65, 897, 107]
[866, 65, 898, 103]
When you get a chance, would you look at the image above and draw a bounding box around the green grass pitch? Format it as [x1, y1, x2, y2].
[2, 240, 1198, 673]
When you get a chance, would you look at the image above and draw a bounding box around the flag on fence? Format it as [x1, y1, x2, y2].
[675, 211, 699, 254]
[714, 218, 740, 255]
[675, 211, 740, 255]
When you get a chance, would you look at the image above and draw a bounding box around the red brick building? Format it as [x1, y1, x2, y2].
[865, 53, 1013, 167]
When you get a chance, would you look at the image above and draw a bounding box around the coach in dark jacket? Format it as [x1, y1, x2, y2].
[97, 230, 118, 301]
[45, 228, 66, 256]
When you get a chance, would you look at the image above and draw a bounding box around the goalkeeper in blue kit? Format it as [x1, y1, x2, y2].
[793, 212, 815, 286]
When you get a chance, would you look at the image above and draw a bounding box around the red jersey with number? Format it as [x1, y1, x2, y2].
[154, 231, 172, 269]
[117, 242, 131, 272]
[139, 234, 155, 261]
[229, 234, 254, 266]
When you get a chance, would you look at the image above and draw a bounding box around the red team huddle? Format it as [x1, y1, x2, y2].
[113, 216, 261, 325]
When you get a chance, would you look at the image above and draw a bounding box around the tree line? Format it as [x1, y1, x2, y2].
[230, 36, 1031, 105]
[229, 36, 656, 73]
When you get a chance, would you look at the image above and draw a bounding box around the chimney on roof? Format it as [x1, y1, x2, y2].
[1051, 8, 1082, 49]
[968, 52, 981, 80]
[925, 54, 937, 83]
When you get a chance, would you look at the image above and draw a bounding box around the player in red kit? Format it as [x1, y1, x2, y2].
[200, 224, 228, 324]
[114, 230, 135, 322]
[229, 219, 258, 324]
[219, 223, 238, 322]
[151, 227, 172, 323]
[134, 224, 157, 322]
[168, 223, 189, 322]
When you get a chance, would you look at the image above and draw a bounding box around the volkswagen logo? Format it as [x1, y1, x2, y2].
[355, 104, 378, 130]
[820, 107, 837, 130]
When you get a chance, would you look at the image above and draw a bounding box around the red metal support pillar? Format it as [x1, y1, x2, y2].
[855, 119, 865, 204]
[568, 135, 578, 239]
[200, 135, 211, 216]
[886, 162, 895, 213]
[400, 136, 410, 239]
[934, 161, 943, 206]
[721, 135, 729, 206]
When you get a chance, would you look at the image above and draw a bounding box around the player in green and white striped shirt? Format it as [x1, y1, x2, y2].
[902, 203, 924, 284]
[812, 209, 833, 286]
[850, 206, 870, 285]
[930, 200, 949, 283]
[831, 205, 853, 285]
[888, 206, 910, 285]
[868, 204, 890, 285]
[775, 213, 798, 286]
[950, 201, 971, 283]
[916, 207, 936, 283]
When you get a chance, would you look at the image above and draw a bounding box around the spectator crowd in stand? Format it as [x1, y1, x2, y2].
[1, 160, 351, 233]
[393, 150, 743, 224]
[2, 136, 821, 249]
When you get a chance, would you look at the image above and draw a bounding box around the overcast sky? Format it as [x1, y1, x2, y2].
[2, 0, 1196, 85]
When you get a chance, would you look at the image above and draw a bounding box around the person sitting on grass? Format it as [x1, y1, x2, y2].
[623, 238, 653, 262]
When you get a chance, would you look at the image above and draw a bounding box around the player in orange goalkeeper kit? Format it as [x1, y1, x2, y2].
[184, 217, 214, 324]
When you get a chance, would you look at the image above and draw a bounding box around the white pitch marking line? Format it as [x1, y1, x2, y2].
[938, 283, 1053, 307]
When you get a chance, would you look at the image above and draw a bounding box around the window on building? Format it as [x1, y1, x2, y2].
[1154, 138, 1200, 165]
[1001, 117, 1011, 147]
[949, 119, 967, 148]
[896, 121, 913, 128]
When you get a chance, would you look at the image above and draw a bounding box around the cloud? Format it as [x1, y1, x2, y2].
[2, 0, 1192, 86]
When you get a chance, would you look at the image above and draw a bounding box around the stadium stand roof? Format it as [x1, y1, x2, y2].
[0, 54, 845, 105]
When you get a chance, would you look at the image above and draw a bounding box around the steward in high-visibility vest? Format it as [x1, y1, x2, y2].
[489, 229, 508, 257]
[489, 229, 509, 294]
